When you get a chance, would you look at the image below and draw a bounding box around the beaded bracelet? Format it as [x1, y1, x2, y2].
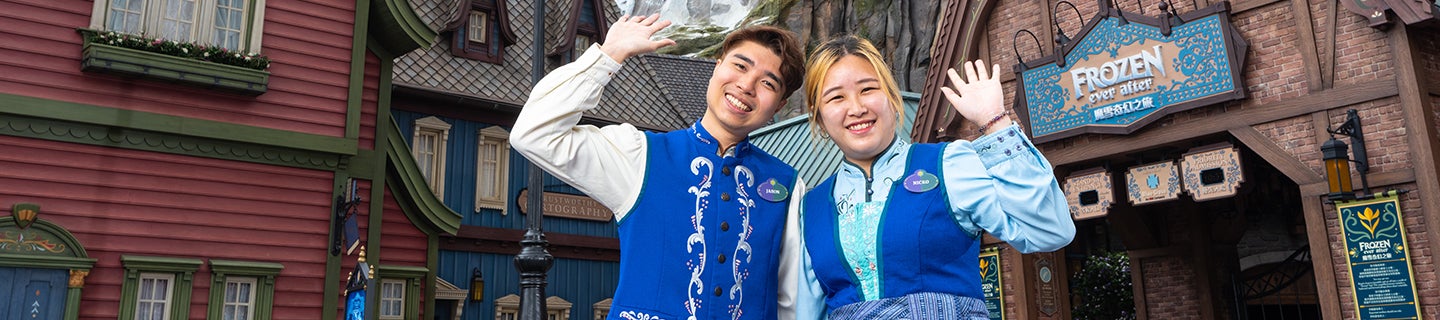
[976, 111, 1013, 133]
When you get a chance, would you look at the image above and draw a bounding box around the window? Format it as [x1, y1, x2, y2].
[592, 298, 611, 320]
[412, 116, 452, 198]
[376, 265, 427, 320]
[379, 279, 406, 319]
[90, 0, 266, 52]
[493, 295, 571, 320]
[554, 0, 607, 62]
[476, 126, 510, 211]
[452, 0, 515, 63]
[222, 277, 256, 319]
[208, 260, 282, 320]
[120, 256, 202, 320]
[136, 273, 175, 320]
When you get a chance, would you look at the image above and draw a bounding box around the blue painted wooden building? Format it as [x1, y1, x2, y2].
[387, 1, 716, 319]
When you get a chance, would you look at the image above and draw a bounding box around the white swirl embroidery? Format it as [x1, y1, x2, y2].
[686, 157, 713, 320]
[619, 310, 664, 320]
[728, 165, 756, 320]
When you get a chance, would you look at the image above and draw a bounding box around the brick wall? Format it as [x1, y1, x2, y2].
[1141, 256, 1201, 319]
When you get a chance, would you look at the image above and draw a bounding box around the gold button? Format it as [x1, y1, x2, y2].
[714, 286, 723, 296]
[723, 167, 732, 175]
[721, 222, 730, 231]
[717, 254, 727, 263]
[721, 193, 731, 201]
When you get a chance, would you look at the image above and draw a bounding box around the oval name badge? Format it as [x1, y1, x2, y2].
[758, 178, 789, 202]
[904, 169, 939, 193]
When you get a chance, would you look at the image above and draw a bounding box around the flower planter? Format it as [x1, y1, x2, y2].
[80, 41, 269, 95]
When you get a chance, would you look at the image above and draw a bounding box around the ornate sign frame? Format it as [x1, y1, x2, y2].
[1014, 2, 1249, 143]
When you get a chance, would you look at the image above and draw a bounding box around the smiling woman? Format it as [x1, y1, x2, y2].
[794, 35, 1074, 320]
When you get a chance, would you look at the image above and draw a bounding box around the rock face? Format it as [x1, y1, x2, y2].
[627, 0, 941, 120]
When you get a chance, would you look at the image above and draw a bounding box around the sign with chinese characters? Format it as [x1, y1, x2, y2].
[1016, 3, 1247, 143]
[517, 189, 614, 221]
[1035, 253, 1059, 316]
[1338, 192, 1422, 320]
[1126, 161, 1180, 205]
[980, 247, 1005, 320]
[1064, 168, 1112, 220]
[1180, 144, 1244, 201]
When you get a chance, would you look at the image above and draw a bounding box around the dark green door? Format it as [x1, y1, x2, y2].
[0, 267, 67, 320]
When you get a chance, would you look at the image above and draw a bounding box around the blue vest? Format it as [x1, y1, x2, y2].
[802, 143, 982, 312]
[608, 124, 797, 320]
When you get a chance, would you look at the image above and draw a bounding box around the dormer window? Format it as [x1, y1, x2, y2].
[451, 0, 515, 64]
[553, 0, 608, 62]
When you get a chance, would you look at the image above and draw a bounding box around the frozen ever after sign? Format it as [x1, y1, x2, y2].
[1016, 2, 1249, 143]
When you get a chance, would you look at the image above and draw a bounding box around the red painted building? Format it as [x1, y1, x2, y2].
[0, 0, 460, 319]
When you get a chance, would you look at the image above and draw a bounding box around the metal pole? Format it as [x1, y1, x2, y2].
[515, 0, 553, 319]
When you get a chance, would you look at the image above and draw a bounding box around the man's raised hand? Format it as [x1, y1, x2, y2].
[599, 14, 677, 62]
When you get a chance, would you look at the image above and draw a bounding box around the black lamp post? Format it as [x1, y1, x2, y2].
[1322, 109, 1370, 202]
[515, 0, 554, 319]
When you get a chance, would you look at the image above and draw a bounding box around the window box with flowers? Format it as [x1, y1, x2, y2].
[78, 29, 271, 95]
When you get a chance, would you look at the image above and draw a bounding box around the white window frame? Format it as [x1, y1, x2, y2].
[495, 294, 520, 320]
[222, 276, 258, 320]
[379, 279, 407, 320]
[412, 116, 452, 198]
[476, 126, 510, 211]
[136, 273, 176, 320]
[467, 10, 489, 44]
[88, 0, 268, 52]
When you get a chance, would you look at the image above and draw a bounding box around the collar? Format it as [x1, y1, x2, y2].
[689, 121, 751, 157]
[839, 135, 908, 176]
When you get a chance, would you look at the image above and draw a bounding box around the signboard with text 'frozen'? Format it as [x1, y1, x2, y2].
[1016, 2, 1248, 143]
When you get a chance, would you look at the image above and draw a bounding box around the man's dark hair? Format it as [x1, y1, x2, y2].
[718, 26, 805, 100]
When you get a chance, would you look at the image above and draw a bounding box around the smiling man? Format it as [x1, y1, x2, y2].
[509, 15, 808, 320]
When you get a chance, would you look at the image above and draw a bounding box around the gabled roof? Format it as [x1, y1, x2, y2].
[594, 53, 715, 130]
[749, 92, 921, 188]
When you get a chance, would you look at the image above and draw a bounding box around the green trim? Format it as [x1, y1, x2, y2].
[349, 150, 380, 179]
[383, 118, 463, 234]
[368, 0, 437, 55]
[377, 265, 429, 320]
[0, 95, 354, 171]
[425, 234, 439, 318]
[119, 255, 202, 320]
[324, 0, 373, 314]
[80, 40, 270, 95]
[0, 254, 95, 270]
[207, 260, 283, 320]
[321, 174, 348, 320]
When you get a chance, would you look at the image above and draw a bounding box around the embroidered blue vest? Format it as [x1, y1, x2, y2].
[608, 124, 797, 320]
[802, 143, 983, 312]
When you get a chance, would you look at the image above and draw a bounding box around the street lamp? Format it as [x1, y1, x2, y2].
[470, 268, 485, 301]
[1322, 109, 1370, 202]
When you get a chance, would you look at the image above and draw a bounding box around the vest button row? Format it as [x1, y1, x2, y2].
[717, 254, 727, 263]
[714, 286, 723, 296]
[720, 221, 730, 231]
[723, 166, 732, 176]
[721, 193, 731, 201]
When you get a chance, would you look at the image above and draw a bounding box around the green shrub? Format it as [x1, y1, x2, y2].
[89, 31, 271, 71]
[1072, 250, 1136, 320]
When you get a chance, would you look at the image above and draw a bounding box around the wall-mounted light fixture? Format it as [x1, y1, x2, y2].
[470, 268, 485, 301]
[1321, 109, 1370, 202]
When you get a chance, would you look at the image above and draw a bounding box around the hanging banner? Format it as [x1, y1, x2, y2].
[1338, 192, 1422, 320]
[1015, 3, 1248, 143]
[980, 248, 1005, 320]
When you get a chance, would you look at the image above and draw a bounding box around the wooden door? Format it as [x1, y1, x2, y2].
[0, 267, 67, 320]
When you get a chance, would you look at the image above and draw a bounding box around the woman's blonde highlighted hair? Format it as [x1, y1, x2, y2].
[802, 35, 904, 139]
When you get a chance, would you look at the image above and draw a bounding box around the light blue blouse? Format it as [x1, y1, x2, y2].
[795, 124, 1075, 319]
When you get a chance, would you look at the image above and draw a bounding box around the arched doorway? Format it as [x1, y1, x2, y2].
[0, 206, 95, 320]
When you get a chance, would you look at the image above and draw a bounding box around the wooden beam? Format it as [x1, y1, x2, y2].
[1301, 197, 1342, 319]
[1298, 168, 1416, 196]
[1129, 254, 1150, 320]
[1291, 0, 1325, 92]
[1321, 0, 1339, 88]
[1390, 26, 1440, 289]
[1228, 126, 1324, 184]
[1233, 0, 1284, 13]
[1045, 80, 1397, 165]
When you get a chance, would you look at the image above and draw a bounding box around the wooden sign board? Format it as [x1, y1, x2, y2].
[517, 189, 614, 222]
[1064, 168, 1113, 220]
[1181, 144, 1244, 202]
[1126, 161, 1180, 205]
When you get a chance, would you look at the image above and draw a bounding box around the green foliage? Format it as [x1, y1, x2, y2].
[88, 31, 271, 71]
[1071, 250, 1137, 320]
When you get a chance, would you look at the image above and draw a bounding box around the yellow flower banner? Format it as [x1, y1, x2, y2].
[1337, 191, 1422, 320]
[980, 247, 1004, 320]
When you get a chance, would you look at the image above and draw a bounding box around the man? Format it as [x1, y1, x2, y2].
[510, 14, 808, 320]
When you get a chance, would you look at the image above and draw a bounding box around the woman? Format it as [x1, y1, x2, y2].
[794, 35, 1075, 319]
